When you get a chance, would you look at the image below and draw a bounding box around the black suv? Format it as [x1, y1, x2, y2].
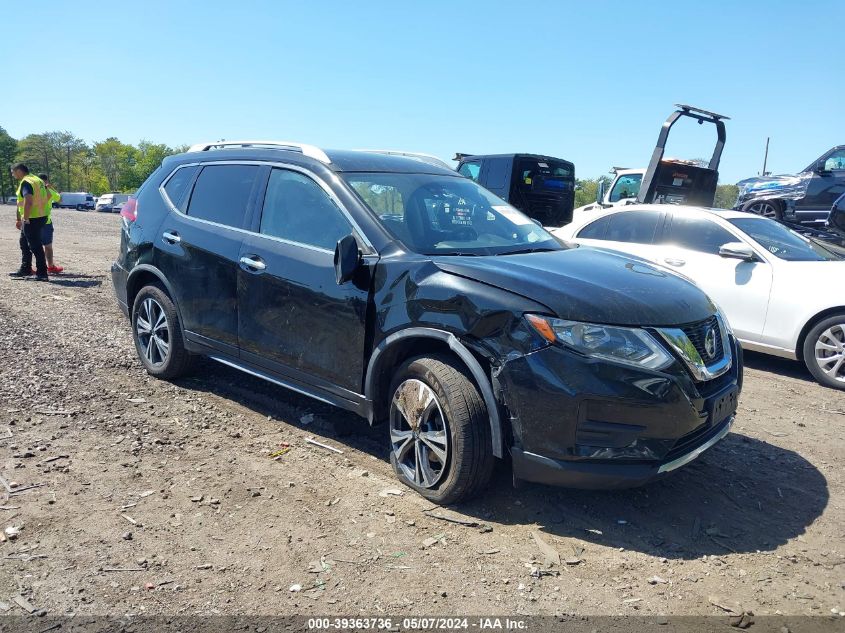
[112, 141, 742, 504]
[455, 153, 575, 226]
[736, 145, 845, 224]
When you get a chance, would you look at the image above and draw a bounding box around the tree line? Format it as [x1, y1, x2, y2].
[0, 125, 740, 210]
[0, 126, 186, 201]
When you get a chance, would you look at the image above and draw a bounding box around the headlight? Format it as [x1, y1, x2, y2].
[525, 314, 673, 370]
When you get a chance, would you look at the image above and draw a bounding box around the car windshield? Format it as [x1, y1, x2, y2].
[343, 172, 563, 256]
[729, 217, 843, 262]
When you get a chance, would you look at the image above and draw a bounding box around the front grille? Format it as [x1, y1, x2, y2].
[681, 315, 724, 364]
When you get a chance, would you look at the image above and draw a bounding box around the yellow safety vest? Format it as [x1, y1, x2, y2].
[16, 175, 47, 220]
[44, 187, 60, 224]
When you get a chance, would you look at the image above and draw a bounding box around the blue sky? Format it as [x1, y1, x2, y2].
[3, 0, 842, 182]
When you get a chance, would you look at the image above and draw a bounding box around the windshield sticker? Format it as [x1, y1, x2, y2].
[493, 205, 533, 226]
[538, 162, 549, 168]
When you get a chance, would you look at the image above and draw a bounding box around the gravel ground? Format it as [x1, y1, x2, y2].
[0, 204, 843, 619]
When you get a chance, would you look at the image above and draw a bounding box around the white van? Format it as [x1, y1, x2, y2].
[58, 192, 95, 210]
[95, 193, 131, 212]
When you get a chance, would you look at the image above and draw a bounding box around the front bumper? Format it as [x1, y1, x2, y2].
[499, 335, 742, 489]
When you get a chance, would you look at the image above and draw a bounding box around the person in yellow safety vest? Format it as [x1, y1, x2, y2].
[9, 163, 50, 281]
[38, 173, 64, 274]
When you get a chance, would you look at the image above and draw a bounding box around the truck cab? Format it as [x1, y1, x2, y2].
[455, 153, 575, 227]
[572, 167, 645, 221]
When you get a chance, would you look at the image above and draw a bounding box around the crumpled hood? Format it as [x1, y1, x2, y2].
[736, 172, 812, 205]
[433, 247, 716, 327]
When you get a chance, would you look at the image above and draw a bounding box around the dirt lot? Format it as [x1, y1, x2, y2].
[0, 204, 843, 619]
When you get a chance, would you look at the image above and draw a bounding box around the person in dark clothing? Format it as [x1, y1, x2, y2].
[10, 163, 49, 281]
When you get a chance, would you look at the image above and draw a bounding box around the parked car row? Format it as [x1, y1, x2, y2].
[557, 205, 845, 390]
[112, 140, 743, 504]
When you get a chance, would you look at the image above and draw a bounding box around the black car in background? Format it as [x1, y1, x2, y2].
[111, 141, 742, 504]
[736, 145, 845, 224]
[455, 153, 575, 227]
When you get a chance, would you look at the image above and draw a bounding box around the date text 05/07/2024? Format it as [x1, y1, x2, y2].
[306, 617, 527, 630]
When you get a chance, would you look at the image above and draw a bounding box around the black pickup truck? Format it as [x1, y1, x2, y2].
[455, 153, 575, 227]
[735, 145, 845, 224]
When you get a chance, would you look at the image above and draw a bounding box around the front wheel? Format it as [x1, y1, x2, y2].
[742, 199, 783, 221]
[802, 313, 845, 390]
[131, 285, 194, 379]
[387, 355, 494, 504]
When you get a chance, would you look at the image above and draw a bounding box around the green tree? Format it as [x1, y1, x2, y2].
[0, 127, 17, 202]
[16, 133, 54, 176]
[129, 140, 174, 190]
[574, 176, 613, 209]
[94, 137, 137, 192]
[714, 184, 739, 210]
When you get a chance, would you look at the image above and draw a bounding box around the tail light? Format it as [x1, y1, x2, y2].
[120, 197, 138, 223]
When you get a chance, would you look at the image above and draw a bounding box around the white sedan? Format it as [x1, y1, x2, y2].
[555, 205, 845, 390]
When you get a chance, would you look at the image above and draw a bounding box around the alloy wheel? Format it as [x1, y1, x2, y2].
[814, 324, 845, 382]
[136, 297, 170, 368]
[747, 201, 779, 219]
[389, 379, 450, 488]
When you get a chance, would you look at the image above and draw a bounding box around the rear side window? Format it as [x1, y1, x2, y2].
[662, 214, 736, 254]
[162, 165, 198, 211]
[186, 165, 258, 227]
[605, 211, 661, 244]
[260, 169, 352, 251]
[577, 215, 611, 239]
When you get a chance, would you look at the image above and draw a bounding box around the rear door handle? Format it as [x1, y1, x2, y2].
[239, 256, 266, 272]
[162, 231, 181, 244]
[664, 257, 685, 267]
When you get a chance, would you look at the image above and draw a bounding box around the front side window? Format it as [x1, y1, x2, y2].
[186, 164, 258, 227]
[344, 173, 562, 256]
[260, 169, 352, 251]
[603, 211, 662, 244]
[730, 217, 842, 261]
[458, 162, 481, 182]
[823, 150, 845, 171]
[662, 214, 735, 255]
[608, 174, 642, 202]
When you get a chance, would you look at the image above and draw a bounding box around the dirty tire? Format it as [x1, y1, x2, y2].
[802, 312, 845, 390]
[387, 354, 494, 505]
[131, 284, 194, 380]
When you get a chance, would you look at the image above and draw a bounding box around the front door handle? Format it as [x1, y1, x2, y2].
[162, 231, 181, 244]
[664, 257, 685, 267]
[239, 256, 267, 272]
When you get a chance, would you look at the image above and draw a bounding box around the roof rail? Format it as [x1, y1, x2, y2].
[354, 149, 453, 170]
[187, 140, 331, 164]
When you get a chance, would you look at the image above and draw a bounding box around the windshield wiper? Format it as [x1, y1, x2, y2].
[497, 247, 560, 256]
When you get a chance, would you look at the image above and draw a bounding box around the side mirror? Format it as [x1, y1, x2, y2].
[596, 181, 606, 205]
[334, 234, 362, 284]
[817, 159, 830, 174]
[719, 241, 756, 261]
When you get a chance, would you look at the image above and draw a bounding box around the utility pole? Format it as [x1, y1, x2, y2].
[761, 137, 770, 176]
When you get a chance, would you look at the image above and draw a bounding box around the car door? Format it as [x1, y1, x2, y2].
[798, 148, 845, 211]
[657, 213, 772, 341]
[155, 162, 260, 352]
[237, 166, 373, 399]
[574, 209, 666, 262]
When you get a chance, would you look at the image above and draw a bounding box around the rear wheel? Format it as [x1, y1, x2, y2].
[131, 285, 194, 379]
[388, 355, 494, 504]
[802, 313, 845, 390]
[742, 199, 783, 221]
